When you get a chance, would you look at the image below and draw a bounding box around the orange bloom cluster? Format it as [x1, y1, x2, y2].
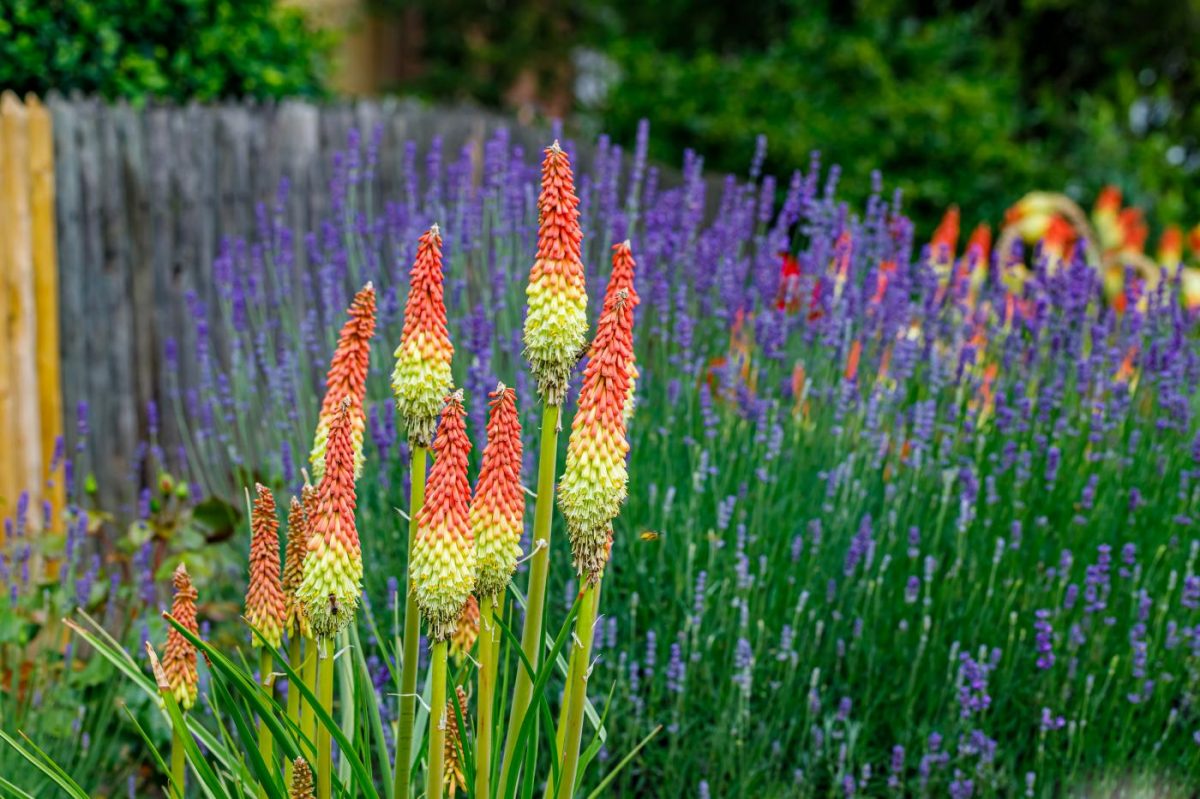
[282, 491, 312, 639]
[607, 242, 641, 419]
[310, 283, 376, 481]
[469, 384, 525, 600]
[245, 483, 287, 649]
[290, 757, 315, 799]
[164, 563, 201, 710]
[411, 392, 476, 642]
[392, 225, 456, 447]
[297, 398, 362, 639]
[558, 246, 638, 583]
[523, 141, 589, 406]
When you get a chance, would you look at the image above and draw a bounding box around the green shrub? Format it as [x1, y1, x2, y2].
[0, 0, 330, 102]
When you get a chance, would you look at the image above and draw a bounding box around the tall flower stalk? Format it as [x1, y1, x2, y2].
[245, 483, 286, 796]
[390, 224, 455, 798]
[503, 141, 588, 786]
[282, 491, 313, 778]
[469, 384, 525, 798]
[411, 392, 475, 798]
[296, 399, 361, 799]
[552, 242, 639, 799]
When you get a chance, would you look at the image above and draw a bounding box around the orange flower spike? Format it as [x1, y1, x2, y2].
[297, 398, 362, 639]
[245, 484, 287, 649]
[392, 225, 456, 447]
[558, 283, 637, 584]
[1159, 225, 1184, 276]
[411, 392, 476, 641]
[524, 141, 589, 405]
[164, 563, 201, 710]
[470, 384, 525, 601]
[844, 340, 863, 382]
[1119, 208, 1148, 255]
[282, 493, 312, 639]
[443, 685, 470, 797]
[606, 242, 641, 420]
[1188, 224, 1200, 260]
[310, 283, 376, 481]
[929, 206, 960, 273]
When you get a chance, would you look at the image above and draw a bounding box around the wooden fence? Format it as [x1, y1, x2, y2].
[40, 96, 554, 512]
[0, 93, 64, 527]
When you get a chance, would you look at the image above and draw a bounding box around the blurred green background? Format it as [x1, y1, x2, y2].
[3, 0, 1196, 230]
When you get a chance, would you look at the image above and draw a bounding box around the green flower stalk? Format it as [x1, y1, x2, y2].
[552, 242, 639, 799]
[504, 140, 587, 788]
[412, 392, 475, 797]
[392, 223, 455, 799]
[296, 398, 361, 799]
[283, 492, 312, 781]
[469, 383, 525, 799]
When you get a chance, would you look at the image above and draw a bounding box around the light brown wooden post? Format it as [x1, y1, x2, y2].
[1, 92, 43, 520]
[0, 97, 16, 513]
[28, 95, 64, 539]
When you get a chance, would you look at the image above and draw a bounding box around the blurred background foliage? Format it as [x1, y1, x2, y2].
[0, 0, 330, 100]
[1, 0, 1195, 230]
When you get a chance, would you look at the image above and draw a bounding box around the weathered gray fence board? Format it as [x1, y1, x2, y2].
[46, 97, 557, 502]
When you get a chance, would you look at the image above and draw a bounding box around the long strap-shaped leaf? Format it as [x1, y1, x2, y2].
[0, 730, 89, 799]
[165, 615, 382, 799]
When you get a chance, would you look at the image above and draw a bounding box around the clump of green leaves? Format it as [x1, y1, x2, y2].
[0, 0, 331, 102]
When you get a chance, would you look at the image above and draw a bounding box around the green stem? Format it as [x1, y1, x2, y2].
[500, 402, 561, 787]
[476, 594, 499, 799]
[394, 445, 428, 799]
[550, 582, 600, 799]
[286, 635, 303, 786]
[317, 644, 335, 799]
[170, 721, 186, 799]
[301, 638, 318, 758]
[428, 640, 449, 799]
[258, 647, 275, 798]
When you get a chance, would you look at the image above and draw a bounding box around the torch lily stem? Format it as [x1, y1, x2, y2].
[394, 444, 427, 799]
[317, 645, 335, 799]
[428, 640, 449, 799]
[257, 647, 274, 798]
[501, 402, 561, 787]
[550, 582, 600, 799]
[476, 593, 499, 799]
[285, 635, 302, 785]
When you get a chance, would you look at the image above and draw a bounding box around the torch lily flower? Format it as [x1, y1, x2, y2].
[297, 398, 361, 639]
[283, 491, 313, 639]
[245, 483, 286, 649]
[310, 283, 376, 481]
[929, 206, 960, 275]
[290, 758, 315, 799]
[1092, 186, 1123, 252]
[605, 242, 640, 419]
[392, 225, 455, 448]
[1158, 225, 1183, 277]
[163, 563, 200, 710]
[558, 276, 638, 583]
[523, 141, 589, 406]
[411, 391, 476, 642]
[470, 383, 525, 601]
[449, 594, 480, 665]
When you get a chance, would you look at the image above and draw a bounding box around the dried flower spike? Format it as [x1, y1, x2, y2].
[470, 383, 525, 600]
[392, 225, 455, 447]
[245, 483, 287, 649]
[164, 563, 200, 710]
[411, 391, 476, 641]
[558, 278, 637, 583]
[449, 594, 480, 664]
[282, 493, 312, 639]
[297, 398, 362, 639]
[524, 141, 588, 406]
[289, 757, 315, 799]
[444, 685, 469, 798]
[310, 283, 376, 481]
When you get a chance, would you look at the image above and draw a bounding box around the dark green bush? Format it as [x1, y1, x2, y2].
[0, 0, 330, 102]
